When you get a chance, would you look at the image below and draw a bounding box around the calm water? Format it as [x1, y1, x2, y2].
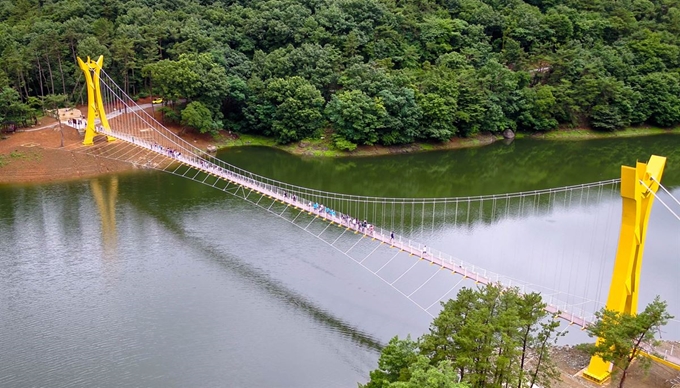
[1, 136, 679, 387]
[217, 136, 680, 196]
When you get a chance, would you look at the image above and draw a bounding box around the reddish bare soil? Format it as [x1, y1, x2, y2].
[0, 112, 215, 185]
[0, 118, 131, 184]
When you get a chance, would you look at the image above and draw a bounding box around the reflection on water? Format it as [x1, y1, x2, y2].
[0, 179, 388, 388]
[127, 194, 384, 352]
[90, 177, 119, 263]
[218, 135, 680, 197]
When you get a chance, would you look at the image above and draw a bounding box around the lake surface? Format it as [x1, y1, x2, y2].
[1, 135, 679, 387]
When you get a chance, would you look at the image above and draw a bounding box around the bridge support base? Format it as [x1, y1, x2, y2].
[583, 155, 666, 383]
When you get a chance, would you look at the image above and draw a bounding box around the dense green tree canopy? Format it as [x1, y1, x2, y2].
[1, 0, 680, 141]
[245, 76, 325, 143]
[181, 101, 215, 134]
[361, 284, 563, 388]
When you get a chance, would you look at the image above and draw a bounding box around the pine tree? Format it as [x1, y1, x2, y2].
[586, 296, 673, 388]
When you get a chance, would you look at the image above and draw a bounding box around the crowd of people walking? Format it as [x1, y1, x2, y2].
[305, 201, 376, 235]
[98, 128, 440, 261]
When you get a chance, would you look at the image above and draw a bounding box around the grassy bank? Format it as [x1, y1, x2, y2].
[0, 150, 41, 168]
[215, 132, 500, 157]
[535, 126, 680, 140]
[212, 126, 680, 158]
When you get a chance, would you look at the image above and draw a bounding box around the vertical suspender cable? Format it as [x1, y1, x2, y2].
[364, 197, 368, 223]
[454, 200, 458, 227]
[421, 200, 425, 238]
[533, 191, 537, 214]
[355, 196, 358, 221]
[443, 199, 447, 225]
[411, 200, 415, 235]
[432, 201, 436, 235]
[401, 202, 405, 235]
[595, 182, 617, 310]
[374, 199, 377, 229]
[582, 183, 605, 315]
[391, 200, 395, 232]
[478, 197, 483, 223]
[466, 198, 470, 224]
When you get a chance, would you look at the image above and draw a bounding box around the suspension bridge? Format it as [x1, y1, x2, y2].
[65, 56, 680, 381]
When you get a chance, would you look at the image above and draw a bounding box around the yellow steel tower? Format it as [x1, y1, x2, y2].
[583, 155, 666, 383]
[77, 55, 115, 145]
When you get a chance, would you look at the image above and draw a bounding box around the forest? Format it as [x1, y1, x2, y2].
[1, 0, 679, 148]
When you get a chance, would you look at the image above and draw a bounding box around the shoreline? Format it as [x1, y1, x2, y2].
[213, 126, 680, 158]
[532, 126, 680, 141]
[2, 121, 679, 186]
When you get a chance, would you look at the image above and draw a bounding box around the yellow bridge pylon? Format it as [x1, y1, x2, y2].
[77, 55, 115, 145]
[583, 155, 667, 383]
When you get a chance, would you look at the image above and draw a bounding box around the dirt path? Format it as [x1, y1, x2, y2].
[0, 118, 135, 185]
[0, 112, 214, 185]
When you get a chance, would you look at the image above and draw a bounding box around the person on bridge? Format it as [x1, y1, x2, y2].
[390, 231, 394, 244]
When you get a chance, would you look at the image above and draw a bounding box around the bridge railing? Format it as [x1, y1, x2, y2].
[100, 125, 603, 326]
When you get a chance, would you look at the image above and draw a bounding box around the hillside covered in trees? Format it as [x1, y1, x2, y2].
[1, 0, 680, 148]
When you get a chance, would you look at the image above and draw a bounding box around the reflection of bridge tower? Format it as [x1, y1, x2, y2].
[90, 176, 119, 258]
[77, 55, 114, 145]
[584, 155, 666, 383]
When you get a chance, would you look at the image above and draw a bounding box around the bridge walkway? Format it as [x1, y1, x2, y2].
[76, 128, 591, 327]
